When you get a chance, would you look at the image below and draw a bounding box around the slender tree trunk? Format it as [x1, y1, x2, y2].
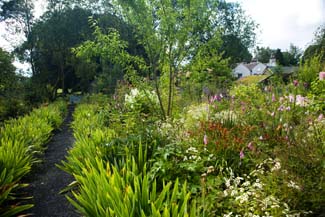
[153, 62, 166, 120]
[167, 45, 173, 117]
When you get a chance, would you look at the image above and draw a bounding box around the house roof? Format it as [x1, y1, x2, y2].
[235, 75, 271, 85]
[244, 63, 259, 71]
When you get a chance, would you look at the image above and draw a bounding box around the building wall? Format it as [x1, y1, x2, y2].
[233, 64, 251, 78]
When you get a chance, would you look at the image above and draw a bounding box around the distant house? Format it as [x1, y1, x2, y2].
[233, 62, 268, 78]
[267, 56, 277, 67]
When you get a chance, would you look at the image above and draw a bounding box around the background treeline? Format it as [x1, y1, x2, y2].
[0, 0, 257, 120]
[1, 0, 324, 121]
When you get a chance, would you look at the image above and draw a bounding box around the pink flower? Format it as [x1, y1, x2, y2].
[240, 150, 245, 159]
[293, 80, 299, 86]
[272, 94, 276, 102]
[296, 95, 308, 107]
[319, 72, 325, 80]
[318, 114, 324, 121]
[247, 142, 253, 151]
[288, 94, 295, 103]
[204, 134, 208, 145]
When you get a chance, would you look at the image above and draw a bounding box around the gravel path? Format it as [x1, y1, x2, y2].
[23, 105, 80, 217]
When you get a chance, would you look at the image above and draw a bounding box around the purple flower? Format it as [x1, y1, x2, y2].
[303, 82, 309, 88]
[278, 105, 284, 111]
[240, 150, 245, 159]
[293, 80, 299, 87]
[204, 134, 208, 145]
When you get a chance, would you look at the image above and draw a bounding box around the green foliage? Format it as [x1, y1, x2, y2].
[0, 48, 28, 121]
[0, 48, 16, 94]
[182, 38, 232, 102]
[303, 24, 325, 62]
[60, 98, 201, 216]
[0, 100, 67, 216]
[256, 46, 272, 63]
[215, 1, 257, 64]
[68, 157, 198, 217]
[298, 54, 324, 85]
[308, 78, 325, 111]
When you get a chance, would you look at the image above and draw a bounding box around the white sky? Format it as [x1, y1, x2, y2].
[232, 0, 325, 51]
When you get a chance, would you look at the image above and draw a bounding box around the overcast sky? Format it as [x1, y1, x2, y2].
[232, 0, 325, 51]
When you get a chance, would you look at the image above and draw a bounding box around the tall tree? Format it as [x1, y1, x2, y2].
[214, 0, 258, 64]
[0, 47, 16, 95]
[17, 6, 94, 99]
[113, 0, 218, 118]
[256, 46, 272, 63]
[1, 0, 35, 74]
[274, 49, 285, 66]
[303, 24, 325, 62]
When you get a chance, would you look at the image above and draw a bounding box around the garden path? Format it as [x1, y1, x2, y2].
[22, 105, 80, 217]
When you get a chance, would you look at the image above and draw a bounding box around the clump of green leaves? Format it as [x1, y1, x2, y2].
[0, 100, 67, 216]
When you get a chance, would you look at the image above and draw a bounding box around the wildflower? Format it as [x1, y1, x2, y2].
[287, 180, 301, 190]
[272, 94, 276, 102]
[240, 150, 245, 159]
[279, 96, 284, 103]
[293, 80, 299, 86]
[278, 105, 284, 111]
[259, 135, 263, 140]
[304, 82, 309, 88]
[204, 134, 208, 145]
[247, 142, 254, 151]
[271, 160, 281, 171]
[286, 106, 291, 111]
[288, 94, 295, 103]
[319, 71, 325, 80]
[318, 114, 324, 121]
[207, 166, 214, 174]
[270, 111, 275, 117]
[296, 95, 308, 107]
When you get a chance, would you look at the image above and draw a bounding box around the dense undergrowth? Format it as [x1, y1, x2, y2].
[0, 101, 67, 216]
[61, 77, 324, 216]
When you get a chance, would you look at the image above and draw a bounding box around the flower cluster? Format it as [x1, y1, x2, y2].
[124, 88, 159, 111]
[221, 159, 303, 217]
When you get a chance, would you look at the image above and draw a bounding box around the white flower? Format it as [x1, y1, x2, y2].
[207, 166, 214, 174]
[225, 178, 231, 188]
[271, 161, 281, 172]
[223, 212, 233, 217]
[287, 180, 301, 190]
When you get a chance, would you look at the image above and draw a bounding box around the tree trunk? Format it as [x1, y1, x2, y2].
[153, 62, 166, 120]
